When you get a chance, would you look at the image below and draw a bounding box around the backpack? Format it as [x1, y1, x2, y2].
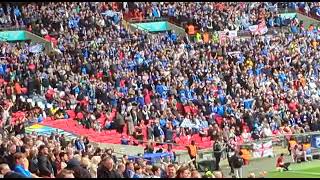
[234, 156, 243, 168]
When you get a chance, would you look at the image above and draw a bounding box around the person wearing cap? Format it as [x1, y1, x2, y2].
[65, 157, 91, 178]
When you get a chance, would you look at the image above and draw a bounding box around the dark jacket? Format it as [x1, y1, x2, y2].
[230, 154, 243, 169]
[97, 166, 122, 178]
[65, 158, 91, 178]
[28, 157, 39, 174]
[4, 171, 28, 178]
[37, 155, 54, 177]
[4, 154, 15, 170]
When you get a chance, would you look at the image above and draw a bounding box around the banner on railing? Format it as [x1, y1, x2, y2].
[253, 140, 273, 158]
[29, 44, 43, 54]
[218, 30, 238, 45]
[248, 22, 268, 35]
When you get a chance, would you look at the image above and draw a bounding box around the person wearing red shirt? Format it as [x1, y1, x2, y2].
[276, 153, 290, 171]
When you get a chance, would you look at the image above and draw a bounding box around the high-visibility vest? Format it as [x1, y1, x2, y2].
[196, 32, 201, 42]
[212, 33, 219, 43]
[188, 145, 197, 157]
[188, 25, 195, 35]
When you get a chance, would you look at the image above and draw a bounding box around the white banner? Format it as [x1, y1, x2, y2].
[253, 140, 273, 158]
[249, 22, 268, 35]
[227, 30, 238, 38]
[29, 44, 43, 54]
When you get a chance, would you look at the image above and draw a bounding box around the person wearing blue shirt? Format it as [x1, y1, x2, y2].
[219, 94, 227, 105]
[316, 7, 320, 17]
[113, 14, 120, 24]
[13, 153, 33, 178]
[14, 6, 21, 17]
[178, 89, 187, 103]
[268, 17, 274, 27]
[216, 105, 225, 116]
[243, 99, 254, 110]
[75, 138, 86, 152]
[82, 48, 89, 59]
[291, 24, 298, 34]
[81, 66, 87, 75]
[160, 118, 167, 127]
[0, 65, 4, 76]
[185, 88, 193, 100]
[136, 95, 145, 106]
[170, 32, 177, 42]
[152, 6, 161, 18]
[156, 84, 166, 96]
[168, 6, 175, 17]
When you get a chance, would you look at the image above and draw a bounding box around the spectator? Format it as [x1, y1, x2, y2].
[176, 166, 191, 178]
[166, 164, 176, 178]
[116, 163, 125, 178]
[0, 163, 27, 178]
[151, 165, 161, 178]
[231, 151, 244, 178]
[13, 152, 37, 178]
[37, 145, 54, 178]
[65, 158, 91, 178]
[97, 157, 121, 178]
[191, 170, 202, 178]
[124, 161, 135, 178]
[56, 169, 75, 178]
[132, 165, 144, 178]
[213, 138, 224, 171]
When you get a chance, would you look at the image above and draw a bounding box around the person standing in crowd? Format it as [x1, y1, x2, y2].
[124, 161, 135, 178]
[226, 138, 236, 175]
[0, 163, 27, 178]
[213, 138, 224, 171]
[37, 145, 54, 178]
[13, 152, 38, 178]
[56, 169, 75, 178]
[166, 164, 176, 178]
[176, 166, 191, 178]
[231, 151, 244, 178]
[65, 158, 91, 178]
[186, 140, 198, 169]
[97, 157, 121, 178]
[3, 144, 16, 170]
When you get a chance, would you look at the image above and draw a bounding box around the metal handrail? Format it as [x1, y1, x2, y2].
[0, 26, 27, 31]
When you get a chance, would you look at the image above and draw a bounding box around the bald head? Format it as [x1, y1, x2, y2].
[103, 157, 114, 171]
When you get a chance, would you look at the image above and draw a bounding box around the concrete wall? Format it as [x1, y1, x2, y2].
[24, 31, 54, 54]
[90, 141, 145, 158]
[168, 22, 187, 37]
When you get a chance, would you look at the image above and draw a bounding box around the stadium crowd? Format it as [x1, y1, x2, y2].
[0, 1, 319, 178]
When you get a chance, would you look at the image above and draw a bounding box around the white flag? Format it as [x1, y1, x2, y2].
[249, 22, 268, 35]
[253, 140, 273, 158]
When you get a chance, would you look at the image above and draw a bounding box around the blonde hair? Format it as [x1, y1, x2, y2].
[73, 154, 81, 162]
[81, 157, 91, 169]
[91, 156, 101, 165]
